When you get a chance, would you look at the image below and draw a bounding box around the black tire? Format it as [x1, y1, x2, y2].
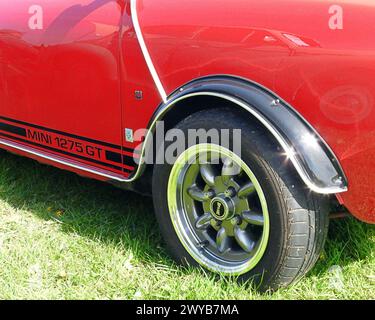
[152, 108, 329, 291]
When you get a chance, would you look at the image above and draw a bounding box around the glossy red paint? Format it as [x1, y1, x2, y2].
[136, 0, 375, 223]
[0, 0, 125, 174]
[0, 0, 374, 223]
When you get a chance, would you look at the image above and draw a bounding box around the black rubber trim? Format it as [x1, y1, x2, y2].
[153, 75, 348, 192]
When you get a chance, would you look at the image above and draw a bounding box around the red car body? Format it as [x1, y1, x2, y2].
[0, 0, 374, 224]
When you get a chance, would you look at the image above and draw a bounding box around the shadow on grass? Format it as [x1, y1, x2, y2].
[0, 151, 373, 276]
[0, 151, 170, 265]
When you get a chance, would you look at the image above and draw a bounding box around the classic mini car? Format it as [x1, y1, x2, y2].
[0, 0, 374, 290]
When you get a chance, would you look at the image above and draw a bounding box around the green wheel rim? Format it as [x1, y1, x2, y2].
[167, 144, 270, 275]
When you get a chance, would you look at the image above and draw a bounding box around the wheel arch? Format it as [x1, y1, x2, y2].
[140, 75, 348, 195]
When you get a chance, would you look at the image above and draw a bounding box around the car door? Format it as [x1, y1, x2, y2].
[0, 0, 129, 176]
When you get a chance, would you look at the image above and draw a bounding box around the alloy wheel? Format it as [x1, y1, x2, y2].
[167, 144, 270, 275]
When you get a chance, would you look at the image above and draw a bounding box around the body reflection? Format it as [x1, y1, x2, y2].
[43, 0, 114, 44]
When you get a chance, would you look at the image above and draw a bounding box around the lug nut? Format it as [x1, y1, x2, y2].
[231, 216, 242, 225]
[205, 189, 216, 199]
[225, 187, 236, 197]
[213, 220, 222, 227]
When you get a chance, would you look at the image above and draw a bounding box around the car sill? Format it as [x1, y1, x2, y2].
[0, 137, 129, 182]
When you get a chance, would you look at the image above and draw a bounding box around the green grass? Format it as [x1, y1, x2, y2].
[0, 151, 374, 300]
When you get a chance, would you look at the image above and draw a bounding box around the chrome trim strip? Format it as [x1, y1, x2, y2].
[0, 138, 128, 182]
[131, 0, 168, 103]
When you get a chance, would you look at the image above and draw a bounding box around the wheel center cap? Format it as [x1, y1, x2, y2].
[210, 196, 234, 221]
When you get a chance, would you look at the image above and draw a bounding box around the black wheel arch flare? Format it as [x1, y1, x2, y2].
[145, 75, 348, 194]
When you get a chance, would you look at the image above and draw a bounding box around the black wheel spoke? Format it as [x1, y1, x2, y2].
[238, 181, 256, 199]
[187, 185, 209, 202]
[221, 158, 241, 184]
[200, 163, 216, 186]
[195, 213, 213, 230]
[242, 210, 264, 226]
[216, 227, 230, 253]
[234, 226, 256, 253]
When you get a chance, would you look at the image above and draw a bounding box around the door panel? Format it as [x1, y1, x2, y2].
[0, 0, 127, 175]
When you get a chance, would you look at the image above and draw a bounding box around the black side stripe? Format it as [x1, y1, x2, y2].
[123, 146, 137, 154]
[123, 154, 138, 168]
[0, 122, 27, 137]
[0, 115, 122, 151]
[0, 131, 134, 173]
[105, 150, 122, 164]
[0, 118, 137, 173]
[105, 150, 138, 168]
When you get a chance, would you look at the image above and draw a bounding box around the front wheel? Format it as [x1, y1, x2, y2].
[152, 109, 329, 291]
